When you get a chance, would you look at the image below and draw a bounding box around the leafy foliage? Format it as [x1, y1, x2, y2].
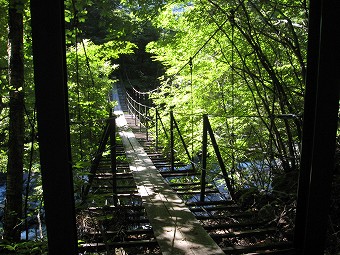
[0, 0, 139, 245]
[146, 0, 307, 191]
[0, 240, 47, 254]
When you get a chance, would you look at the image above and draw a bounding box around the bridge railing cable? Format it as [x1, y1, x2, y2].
[124, 86, 237, 200]
[125, 86, 198, 164]
[126, 90, 154, 140]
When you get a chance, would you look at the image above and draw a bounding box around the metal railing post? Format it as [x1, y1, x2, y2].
[138, 93, 141, 130]
[109, 111, 117, 206]
[173, 115, 195, 171]
[134, 90, 137, 125]
[206, 117, 235, 199]
[170, 110, 175, 171]
[82, 122, 111, 200]
[155, 108, 159, 150]
[145, 106, 149, 141]
[200, 115, 208, 202]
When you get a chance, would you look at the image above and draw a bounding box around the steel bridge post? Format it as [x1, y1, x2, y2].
[295, 0, 340, 253]
[293, 0, 321, 251]
[139, 93, 142, 131]
[206, 117, 235, 199]
[155, 108, 159, 150]
[110, 111, 117, 206]
[30, 0, 78, 253]
[134, 91, 137, 125]
[173, 115, 196, 171]
[170, 110, 175, 171]
[145, 104, 149, 141]
[200, 115, 208, 202]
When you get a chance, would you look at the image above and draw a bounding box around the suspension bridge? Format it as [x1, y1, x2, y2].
[76, 83, 296, 254]
[27, 1, 340, 254]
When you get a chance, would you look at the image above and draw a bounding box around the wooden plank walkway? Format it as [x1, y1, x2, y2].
[114, 108, 225, 255]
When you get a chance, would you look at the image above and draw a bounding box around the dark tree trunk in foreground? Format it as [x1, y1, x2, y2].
[4, 0, 25, 242]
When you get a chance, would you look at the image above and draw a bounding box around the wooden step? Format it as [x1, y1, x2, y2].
[146, 153, 164, 158]
[94, 172, 133, 180]
[92, 185, 137, 190]
[222, 242, 294, 254]
[85, 228, 154, 237]
[190, 204, 240, 212]
[160, 170, 199, 177]
[79, 239, 158, 252]
[176, 189, 220, 195]
[88, 205, 144, 211]
[203, 221, 269, 230]
[196, 212, 256, 220]
[209, 228, 277, 240]
[173, 184, 213, 191]
[169, 181, 202, 186]
[186, 200, 234, 206]
[153, 162, 187, 167]
[93, 189, 139, 195]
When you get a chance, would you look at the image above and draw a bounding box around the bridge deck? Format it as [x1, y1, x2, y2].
[114, 109, 225, 255]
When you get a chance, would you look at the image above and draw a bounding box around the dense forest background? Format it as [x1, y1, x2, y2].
[0, 0, 339, 253]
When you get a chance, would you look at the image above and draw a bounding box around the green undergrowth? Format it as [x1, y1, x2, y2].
[0, 240, 48, 255]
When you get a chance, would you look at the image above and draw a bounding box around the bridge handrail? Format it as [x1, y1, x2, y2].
[131, 85, 159, 95]
[125, 87, 157, 141]
[126, 90, 153, 110]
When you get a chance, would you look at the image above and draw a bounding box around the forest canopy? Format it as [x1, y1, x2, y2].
[144, 0, 307, 183]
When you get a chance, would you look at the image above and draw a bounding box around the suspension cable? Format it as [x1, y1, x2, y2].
[189, 57, 194, 161]
[171, 17, 230, 81]
[230, 9, 236, 189]
[130, 12, 231, 99]
[71, 0, 83, 159]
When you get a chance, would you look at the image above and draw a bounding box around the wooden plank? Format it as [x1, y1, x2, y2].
[196, 212, 256, 220]
[95, 174, 133, 180]
[186, 200, 233, 206]
[127, 218, 150, 224]
[92, 185, 137, 190]
[93, 190, 139, 196]
[203, 221, 269, 230]
[98, 165, 129, 170]
[147, 153, 165, 157]
[173, 184, 213, 191]
[95, 172, 132, 177]
[223, 242, 293, 254]
[209, 228, 276, 240]
[176, 189, 219, 195]
[190, 204, 239, 212]
[85, 228, 153, 237]
[250, 249, 296, 255]
[80, 239, 158, 251]
[88, 205, 144, 211]
[116, 109, 225, 255]
[169, 182, 202, 186]
[160, 171, 199, 177]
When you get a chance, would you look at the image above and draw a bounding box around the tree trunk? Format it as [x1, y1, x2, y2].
[4, 0, 25, 242]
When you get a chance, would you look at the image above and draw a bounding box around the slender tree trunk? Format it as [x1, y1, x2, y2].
[4, 0, 24, 242]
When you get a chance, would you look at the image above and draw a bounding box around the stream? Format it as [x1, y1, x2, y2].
[0, 173, 45, 240]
